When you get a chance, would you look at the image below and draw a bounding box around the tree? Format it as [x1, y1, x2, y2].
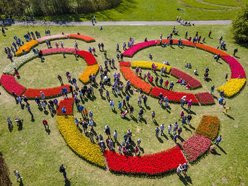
[233, 4, 248, 46]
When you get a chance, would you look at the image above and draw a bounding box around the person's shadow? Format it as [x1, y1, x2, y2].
[65, 179, 71, 186]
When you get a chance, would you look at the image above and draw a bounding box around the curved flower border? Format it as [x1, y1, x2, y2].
[120, 61, 214, 105]
[123, 39, 246, 98]
[16, 33, 95, 56]
[2, 35, 98, 99]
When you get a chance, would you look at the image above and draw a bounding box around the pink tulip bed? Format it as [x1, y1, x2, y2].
[195, 92, 215, 105]
[182, 134, 212, 163]
[170, 68, 202, 89]
[221, 56, 246, 78]
[123, 40, 158, 57]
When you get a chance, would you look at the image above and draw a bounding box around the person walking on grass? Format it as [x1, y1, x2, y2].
[215, 135, 222, 145]
[14, 170, 22, 182]
[59, 164, 67, 180]
[160, 124, 165, 136]
[155, 126, 160, 137]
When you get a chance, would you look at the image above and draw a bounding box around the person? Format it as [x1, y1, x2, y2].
[61, 107, 67, 115]
[155, 126, 159, 137]
[151, 111, 155, 121]
[215, 135, 222, 145]
[176, 164, 183, 175]
[193, 69, 198, 75]
[42, 119, 49, 130]
[14, 170, 22, 182]
[113, 130, 118, 141]
[7, 117, 13, 131]
[160, 124, 165, 136]
[225, 73, 228, 81]
[59, 164, 67, 180]
[210, 85, 215, 95]
[168, 124, 172, 134]
[233, 48, 238, 56]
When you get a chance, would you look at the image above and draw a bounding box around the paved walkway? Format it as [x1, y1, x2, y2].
[15, 20, 232, 26]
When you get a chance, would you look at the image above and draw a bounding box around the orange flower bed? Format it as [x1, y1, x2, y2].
[67, 33, 95, 43]
[196, 115, 220, 140]
[120, 66, 152, 94]
[16, 40, 39, 56]
[195, 43, 228, 57]
[79, 64, 99, 84]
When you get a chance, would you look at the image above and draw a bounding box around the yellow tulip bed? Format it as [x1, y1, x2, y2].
[131, 61, 171, 73]
[217, 78, 246, 97]
[56, 116, 106, 168]
[79, 64, 99, 84]
[16, 40, 39, 56]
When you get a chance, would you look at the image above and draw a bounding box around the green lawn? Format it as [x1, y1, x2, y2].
[0, 24, 248, 186]
[44, 0, 248, 21]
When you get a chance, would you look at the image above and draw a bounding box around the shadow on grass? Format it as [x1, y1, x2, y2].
[216, 144, 227, 155]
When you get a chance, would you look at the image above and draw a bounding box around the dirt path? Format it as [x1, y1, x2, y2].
[14, 20, 232, 26]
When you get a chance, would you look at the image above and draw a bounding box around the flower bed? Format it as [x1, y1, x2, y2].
[150, 87, 199, 104]
[195, 43, 228, 57]
[23, 85, 71, 99]
[196, 116, 220, 140]
[37, 34, 67, 43]
[119, 61, 131, 67]
[16, 40, 39, 56]
[195, 92, 215, 105]
[56, 116, 106, 168]
[3, 52, 38, 75]
[123, 40, 158, 57]
[41, 48, 76, 55]
[104, 146, 186, 175]
[217, 78, 246, 97]
[57, 98, 74, 115]
[120, 66, 153, 94]
[221, 56, 246, 78]
[0, 74, 26, 96]
[182, 134, 211, 163]
[170, 68, 202, 89]
[67, 33, 95, 43]
[131, 61, 171, 73]
[79, 64, 99, 84]
[77, 50, 97, 66]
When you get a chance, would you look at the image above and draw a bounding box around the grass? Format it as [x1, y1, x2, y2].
[0, 24, 248, 186]
[41, 0, 248, 21]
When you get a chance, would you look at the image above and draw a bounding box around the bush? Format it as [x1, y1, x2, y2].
[233, 4, 248, 46]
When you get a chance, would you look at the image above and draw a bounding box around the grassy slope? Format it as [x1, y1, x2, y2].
[46, 0, 248, 21]
[0, 25, 248, 186]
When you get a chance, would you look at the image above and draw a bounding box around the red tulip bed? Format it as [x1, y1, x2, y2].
[123, 40, 158, 57]
[182, 134, 212, 163]
[150, 87, 199, 104]
[104, 146, 187, 175]
[57, 98, 74, 115]
[41, 48, 97, 66]
[120, 66, 153, 94]
[23, 85, 71, 99]
[196, 115, 220, 140]
[0, 74, 26, 96]
[195, 92, 215, 105]
[119, 61, 131, 67]
[170, 68, 202, 89]
[221, 56, 246, 78]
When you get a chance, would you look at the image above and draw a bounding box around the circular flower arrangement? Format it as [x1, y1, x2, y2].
[0, 34, 246, 176]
